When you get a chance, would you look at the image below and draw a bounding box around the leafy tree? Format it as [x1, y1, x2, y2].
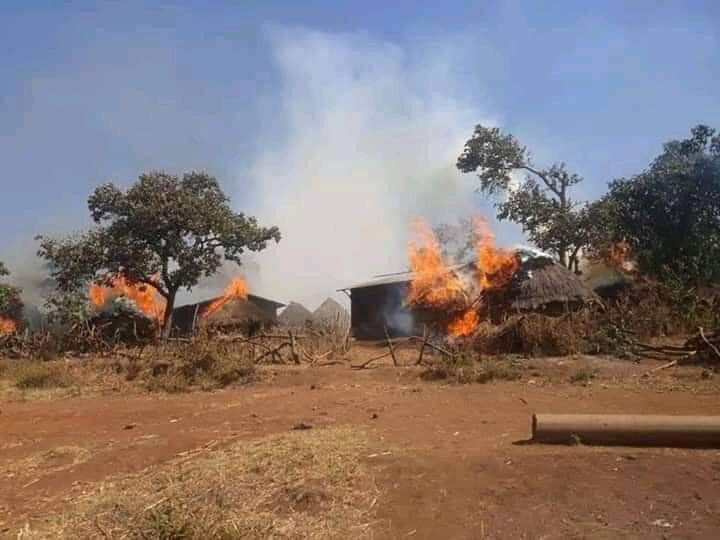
[433, 218, 474, 263]
[457, 125, 590, 271]
[0, 261, 24, 324]
[591, 125, 720, 287]
[37, 171, 281, 335]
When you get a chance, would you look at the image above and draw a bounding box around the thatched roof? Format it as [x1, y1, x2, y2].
[172, 294, 284, 335]
[508, 256, 596, 310]
[312, 297, 349, 324]
[279, 301, 313, 327]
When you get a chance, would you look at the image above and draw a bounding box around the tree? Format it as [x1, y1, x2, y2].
[591, 125, 720, 287]
[37, 171, 281, 335]
[457, 125, 590, 271]
[0, 261, 24, 324]
[433, 218, 474, 263]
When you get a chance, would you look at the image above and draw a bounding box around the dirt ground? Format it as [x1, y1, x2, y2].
[2, 349, 720, 539]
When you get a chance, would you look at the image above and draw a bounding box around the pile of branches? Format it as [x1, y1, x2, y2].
[614, 326, 720, 370]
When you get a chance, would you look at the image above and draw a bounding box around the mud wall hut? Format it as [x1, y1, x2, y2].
[339, 273, 417, 340]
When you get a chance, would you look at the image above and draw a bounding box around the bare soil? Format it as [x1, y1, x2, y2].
[2, 350, 720, 539]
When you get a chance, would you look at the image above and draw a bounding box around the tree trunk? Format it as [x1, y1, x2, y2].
[558, 247, 568, 268]
[161, 290, 177, 338]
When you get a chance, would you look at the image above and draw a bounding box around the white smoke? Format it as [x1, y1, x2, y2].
[247, 28, 505, 310]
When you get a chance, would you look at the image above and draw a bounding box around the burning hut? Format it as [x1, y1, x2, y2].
[341, 252, 597, 340]
[338, 265, 468, 340]
[496, 251, 597, 316]
[172, 293, 284, 336]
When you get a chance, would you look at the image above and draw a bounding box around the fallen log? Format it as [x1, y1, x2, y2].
[531, 413, 720, 448]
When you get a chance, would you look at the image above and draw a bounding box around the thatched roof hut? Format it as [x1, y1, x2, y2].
[312, 298, 349, 325]
[172, 294, 284, 336]
[506, 255, 597, 311]
[278, 301, 313, 327]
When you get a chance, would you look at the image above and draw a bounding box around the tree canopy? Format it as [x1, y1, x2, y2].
[37, 171, 281, 334]
[590, 125, 720, 287]
[457, 125, 590, 271]
[0, 261, 24, 324]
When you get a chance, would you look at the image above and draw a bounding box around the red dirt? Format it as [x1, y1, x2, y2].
[2, 355, 720, 539]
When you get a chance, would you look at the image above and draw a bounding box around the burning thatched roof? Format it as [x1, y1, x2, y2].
[507, 255, 596, 310]
[172, 294, 284, 335]
[278, 302, 313, 327]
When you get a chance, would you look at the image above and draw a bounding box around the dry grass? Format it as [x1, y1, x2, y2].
[420, 354, 523, 384]
[139, 339, 258, 393]
[17, 427, 377, 540]
[0, 359, 80, 401]
[568, 363, 599, 384]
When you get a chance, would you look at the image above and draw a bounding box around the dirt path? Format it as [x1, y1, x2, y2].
[2, 360, 720, 539]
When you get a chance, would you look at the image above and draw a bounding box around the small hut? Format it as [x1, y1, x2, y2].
[172, 294, 284, 336]
[496, 254, 597, 317]
[278, 302, 313, 328]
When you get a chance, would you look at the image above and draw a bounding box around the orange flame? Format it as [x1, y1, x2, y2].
[472, 217, 519, 290]
[88, 274, 166, 323]
[202, 277, 249, 320]
[407, 221, 466, 307]
[0, 316, 17, 335]
[407, 217, 519, 337]
[447, 308, 479, 337]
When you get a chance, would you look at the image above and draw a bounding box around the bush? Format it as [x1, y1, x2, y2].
[143, 339, 257, 393]
[475, 313, 586, 357]
[420, 353, 522, 384]
[3, 360, 75, 389]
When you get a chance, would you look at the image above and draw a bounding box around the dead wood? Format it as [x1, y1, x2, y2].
[384, 325, 398, 367]
[416, 326, 428, 366]
[699, 327, 720, 362]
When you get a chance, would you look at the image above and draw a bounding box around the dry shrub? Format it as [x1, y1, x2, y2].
[568, 363, 599, 384]
[0, 359, 76, 389]
[475, 313, 587, 357]
[19, 427, 376, 539]
[421, 352, 523, 384]
[142, 338, 257, 393]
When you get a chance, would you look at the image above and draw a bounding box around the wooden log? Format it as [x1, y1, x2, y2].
[532, 413, 720, 448]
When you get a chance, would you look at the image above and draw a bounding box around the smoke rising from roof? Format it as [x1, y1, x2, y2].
[247, 28, 509, 311]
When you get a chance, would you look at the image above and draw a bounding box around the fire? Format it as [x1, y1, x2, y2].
[88, 274, 166, 322]
[447, 308, 478, 337]
[407, 217, 519, 337]
[202, 277, 249, 319]
[0, 316, 16, 335]
[407, 221, 466, 307]
[472, 216, 519, 290]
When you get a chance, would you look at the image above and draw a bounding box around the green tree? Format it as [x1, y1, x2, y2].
[591, 125, 720, 286]
[0, 261, 24, 325]
[457, 125, 590, 271]
[37, 171, 281, 335]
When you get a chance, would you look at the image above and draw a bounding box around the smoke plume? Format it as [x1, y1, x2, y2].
[247, 28, 506, 310]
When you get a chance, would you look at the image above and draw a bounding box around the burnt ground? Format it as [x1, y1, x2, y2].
[2, 350, 720, 539]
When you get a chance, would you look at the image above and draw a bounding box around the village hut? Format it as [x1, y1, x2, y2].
[499, 253, 597, 315]
[311, 298, 350, 327]
[278, 301, 313, 328]
[341, 252, 597, 339]
[89, 298, 157, 343]
[171, 294, 284, 336]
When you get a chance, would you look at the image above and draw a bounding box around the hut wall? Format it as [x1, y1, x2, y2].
[247, 295, 282, 323]
[350, 282, 415, 340]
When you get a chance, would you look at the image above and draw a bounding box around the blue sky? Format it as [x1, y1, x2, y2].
[1, 0, 719, 307]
